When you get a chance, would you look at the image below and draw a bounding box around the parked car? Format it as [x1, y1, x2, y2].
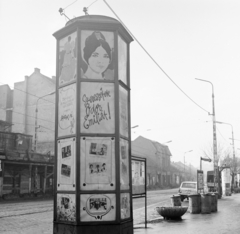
[178, 181, 197, 201]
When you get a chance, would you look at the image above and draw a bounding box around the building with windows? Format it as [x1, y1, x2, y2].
[132, 136, 196, 189]
[0, 68, 55, 199]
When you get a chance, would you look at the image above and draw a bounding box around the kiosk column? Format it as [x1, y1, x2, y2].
[53, 15, 133, 234]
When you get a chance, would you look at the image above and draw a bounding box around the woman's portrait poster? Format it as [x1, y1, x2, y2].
[119, 86, 128, 138]
[121, 193, 130, 219]
[58, 84, 76, 137]
[80, 137, 115, 191]
[59, 32, 77, 86]
[80, 82, 115, 134]
[81, 30, 114, 80]
[118, 35, 127, 84]
[57, 138, 75, 191]
[120, 138, 129, 190]
[57, 194, 76, 222]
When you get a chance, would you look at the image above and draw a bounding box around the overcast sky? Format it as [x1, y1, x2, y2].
[1, 0, 240, 170]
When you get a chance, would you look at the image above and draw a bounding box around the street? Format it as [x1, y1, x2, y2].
[0, 189, 176, 233]
[1, 189, 240, 234]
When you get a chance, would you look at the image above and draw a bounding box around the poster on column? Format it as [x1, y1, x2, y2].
[121, 193, 130, 219]
[58, 84, 76, 137]
[80, 137, 115, 191]
[120, 138, 129, 190]
[57, 138, 75, 191]
[132, 160, 145, 195]
[119, 86, 129, 138]
[81, 30, 114, 80]
[80, 194, 116, 221]
[57, 193, 76, 222]
[80, 83, 115, 134]
[58, 31, 77, 86]
[118, 35, 127, 85]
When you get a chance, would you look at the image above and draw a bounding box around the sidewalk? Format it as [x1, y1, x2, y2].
[134, 193, 240, 234]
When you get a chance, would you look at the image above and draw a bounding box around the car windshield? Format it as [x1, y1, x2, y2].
[182, 183, 196, 189]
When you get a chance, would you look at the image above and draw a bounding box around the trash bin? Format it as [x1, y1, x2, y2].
[188, 194, 201, 214]
[170, 195, 181, 207]
[211, 193, 217, 212]
[201, 193, 211, 214]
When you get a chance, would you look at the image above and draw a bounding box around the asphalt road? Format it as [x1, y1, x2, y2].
[0, 188, 178, 233]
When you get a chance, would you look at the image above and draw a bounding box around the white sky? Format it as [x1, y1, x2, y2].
[1, 0, 240, 169]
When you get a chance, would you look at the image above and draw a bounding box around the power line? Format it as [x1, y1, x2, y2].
[0, 81, 55, 105]
[0, 107, 54, 124]
[103, 0, 209, 114]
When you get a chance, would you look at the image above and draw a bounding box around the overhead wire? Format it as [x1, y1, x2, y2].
[103, 0, 209, 114]
[0, 107, 54, 124]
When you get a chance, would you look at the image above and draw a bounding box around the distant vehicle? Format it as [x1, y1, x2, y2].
[178, 181, 197, 201]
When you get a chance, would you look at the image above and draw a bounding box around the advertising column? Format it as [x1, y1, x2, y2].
[53, 15, 133, 234]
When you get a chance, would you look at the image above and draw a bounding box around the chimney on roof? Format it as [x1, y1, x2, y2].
[52, 76, 56, 81]
[34, 68, 40, 73]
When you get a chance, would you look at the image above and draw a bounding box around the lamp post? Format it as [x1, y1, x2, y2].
[215, 121, 236, 187]
[200, 156, 212, 170]
[34, 91, 55, 152]
[163, 140, 172, 144]
[131, 125, 139, 129]
[195, 78, 218, 190]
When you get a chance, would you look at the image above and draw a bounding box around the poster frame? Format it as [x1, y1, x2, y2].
[131, 155, 147, 228]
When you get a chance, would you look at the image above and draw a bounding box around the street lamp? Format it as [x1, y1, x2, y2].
[34, 91, 55, 152]
[163, 140, 172, 144]
[200, 156, 212, 170]
[195, 78, 218, 189]
[215, 121, 236, 186]
[184, 150, 193, 172]
[131, 125, 139, 129]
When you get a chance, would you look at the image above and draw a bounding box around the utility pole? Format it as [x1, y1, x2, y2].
[196, 78, 218, 191]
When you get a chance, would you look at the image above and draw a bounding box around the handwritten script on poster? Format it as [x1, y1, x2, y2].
[58, 84, 76, 137]
[80, 83, 115, 134]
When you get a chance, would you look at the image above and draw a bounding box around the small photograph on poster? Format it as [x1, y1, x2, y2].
[57, 194, 76, 222]
[89, 162, 107, 174]
[81, 30, 114, 80]
[121, 193, 130, 219]
[59, 32, 77, 86]
[89, 197, 107, 212]
[62, 145, 71, 158]
[89, 143, 107, 156]
[61, 164, 71, 177]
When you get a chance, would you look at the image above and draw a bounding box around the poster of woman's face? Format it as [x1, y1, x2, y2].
[81, 30, 114, 80]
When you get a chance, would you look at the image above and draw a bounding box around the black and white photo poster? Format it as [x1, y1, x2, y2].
[57, 138, 75, 191]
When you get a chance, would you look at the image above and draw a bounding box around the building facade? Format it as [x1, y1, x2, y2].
[132, 136, 196, 189]
[0, 68, 56, 199]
